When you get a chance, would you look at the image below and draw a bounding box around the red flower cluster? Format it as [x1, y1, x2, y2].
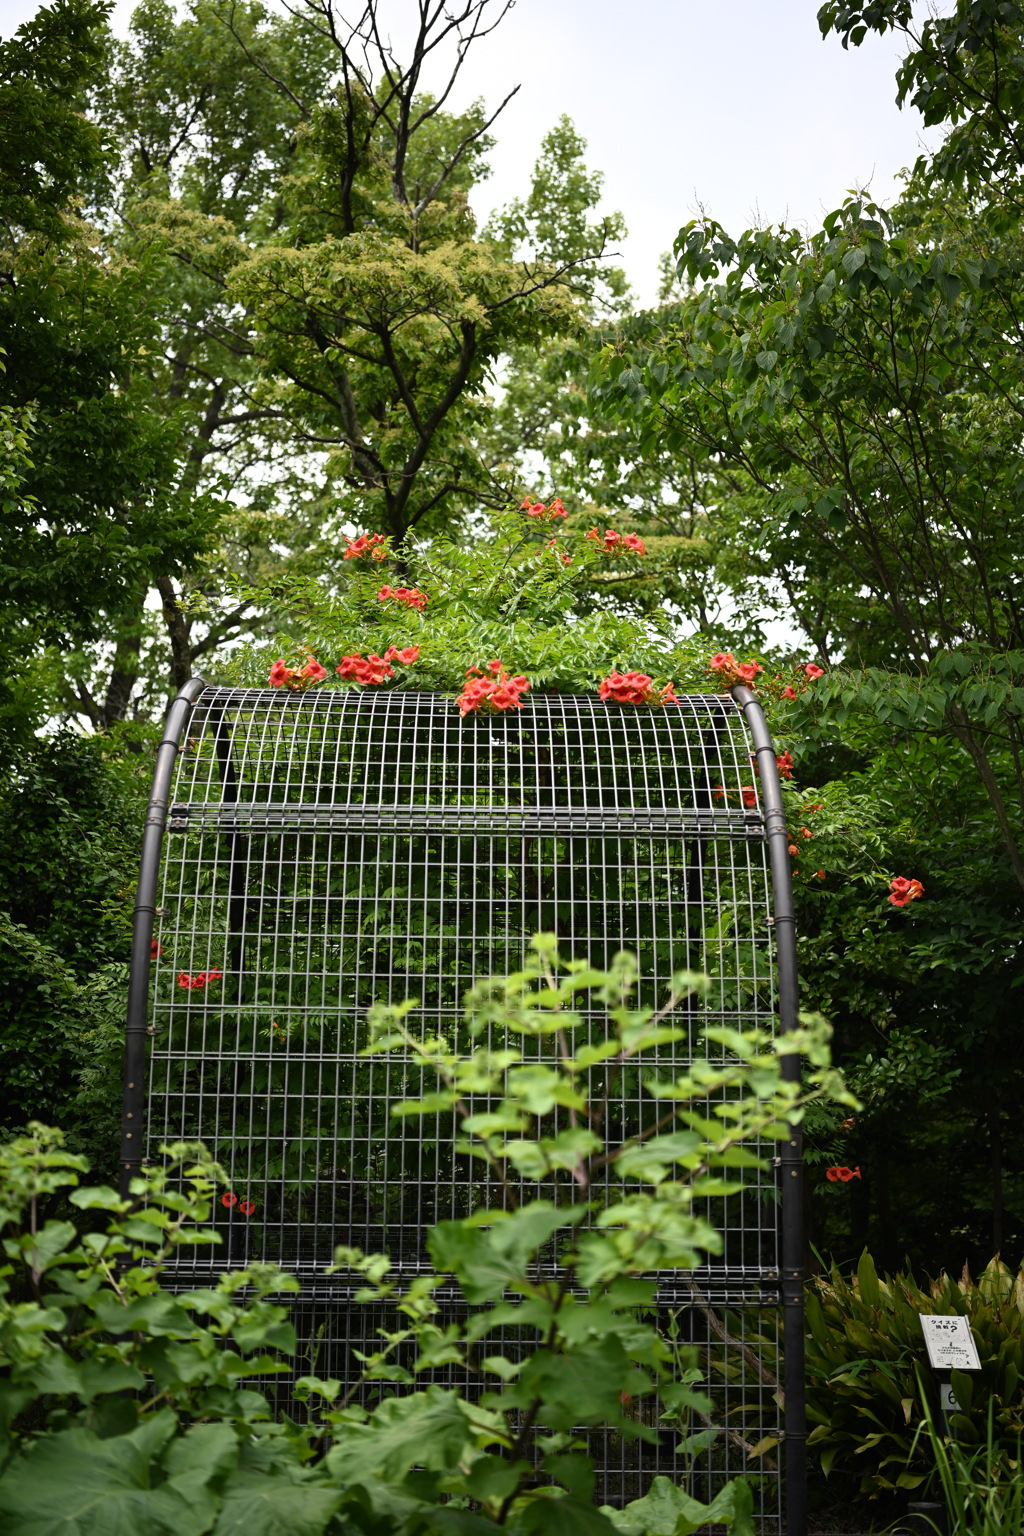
[336, 645, 419, 686]
[377, 585, 428, 610]
[708, 652, 763, 687]
[586, 528, 646, 555]
[889, 876, 924, 908]
[150, 939, 163, 959]
[178, 969, 224, 991]
[458, 660, 530, 717]
[779, 664, 824, 699]
[826, 1166, 861, 1183]
[599, 671, 679, 707]
[521, 497, 567, 519]
[221, 1192, 257, 1215]
[749, 749, 795, 784]
[343, 533, 387, 560]
[740, 786, 758, 809]
[269, 656, 328, 691]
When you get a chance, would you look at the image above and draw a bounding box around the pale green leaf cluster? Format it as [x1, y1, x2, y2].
[0, 943, 855, 1534]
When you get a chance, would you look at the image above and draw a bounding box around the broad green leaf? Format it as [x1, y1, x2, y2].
[93, 1292, 195, 1335]
[609, 1473, 754, 1536]
[857, 1249, 880, 1308]
[429, 1203, 578, 1301]
[212, 1470, 342, 1536]
[6, 1221, 77, 1274]
[513, 1494, 619, 1536]
[0, 1414, 199, 1536]
[325, 1387, 483, 1482]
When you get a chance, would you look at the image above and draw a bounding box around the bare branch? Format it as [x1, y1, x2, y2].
[215, 1, 310, 118]
[412, 84, 520, 218]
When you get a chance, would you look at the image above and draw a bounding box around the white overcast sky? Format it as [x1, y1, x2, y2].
[1, 0, 935, 299]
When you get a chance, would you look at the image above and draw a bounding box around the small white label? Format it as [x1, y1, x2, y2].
[920, 1314, 981, 1371]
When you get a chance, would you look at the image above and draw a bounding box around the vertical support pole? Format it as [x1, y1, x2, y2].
[207, 699, 250, 1268]
[120, 678, 207, 1199]
[731, 684, 806, 1536]
[208, 701, 250, 989]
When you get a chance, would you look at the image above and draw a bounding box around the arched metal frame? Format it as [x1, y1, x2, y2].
[121, 681, 805, 1536]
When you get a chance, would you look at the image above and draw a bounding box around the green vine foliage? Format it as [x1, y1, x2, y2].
[222, 504, 716, 700]
[0, 943, 854, 1535]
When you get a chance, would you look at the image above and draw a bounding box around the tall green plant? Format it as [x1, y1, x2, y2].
[801, 1252, 1024, 1499]
[918, 1397, 1024, 1536]
[0, 941, 854, 1534]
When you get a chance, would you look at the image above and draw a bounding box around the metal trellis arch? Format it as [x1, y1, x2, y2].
[121, 682, 805, 1536]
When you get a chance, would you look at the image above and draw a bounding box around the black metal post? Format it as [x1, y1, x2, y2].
[120, 678, 207, 1198]
[731, 684, 806, 1536]
[208, 699, 252, 1268]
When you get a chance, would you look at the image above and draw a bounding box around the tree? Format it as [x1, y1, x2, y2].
[772, 693, 1024, 1271]
[85, 0, 344, 710]
[78, 0, 623, 720]
[593, 188, 1024, 887]
[0, 0, 218, 740]
[0, 733, 148, 1175]
[579, 0, 1024, 1271]
[199, 0, 609, 539]
[818, 0, 1024, 200]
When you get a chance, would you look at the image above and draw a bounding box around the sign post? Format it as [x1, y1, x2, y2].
[905, 1315, 983, 1536]
[919, 1313, 982, 1427]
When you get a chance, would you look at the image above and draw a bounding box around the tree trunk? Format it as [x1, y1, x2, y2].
[948, 710, 1024, 893]
[99, 595, 146, 730]
[989, 1097, 1004, 1258]
[156, 574, 193, 692]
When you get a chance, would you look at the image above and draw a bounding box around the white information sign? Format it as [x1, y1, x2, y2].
[919, 1314, 981, 1372]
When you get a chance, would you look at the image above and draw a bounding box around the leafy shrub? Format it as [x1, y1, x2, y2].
[0, 940, 854, 1534]
[803, 1250, 1024, 1499]
[0, 732, 148, 1168]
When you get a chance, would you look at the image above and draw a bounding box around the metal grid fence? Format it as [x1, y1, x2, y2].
[125, 685, 796, 1530]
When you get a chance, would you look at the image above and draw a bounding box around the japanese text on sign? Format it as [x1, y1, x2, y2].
[919, 1314, 981, 1371]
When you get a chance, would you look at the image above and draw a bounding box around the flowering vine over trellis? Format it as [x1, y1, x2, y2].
[586, 527, 646, 555]
[335, 645, 420, 687]
[268, 656, 327, 692]
[599, 671, 678, 707]
[520, 497, 567, 520]
[260, 506, 835, 733]
[343, 533, 388, 560]
[826, 1165, 862, 1183]
[221, 1192, 257, 1215]
[457, 661, 530, 717]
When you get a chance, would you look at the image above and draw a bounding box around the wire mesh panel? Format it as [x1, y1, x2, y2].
[136, 686, 790, 1528]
